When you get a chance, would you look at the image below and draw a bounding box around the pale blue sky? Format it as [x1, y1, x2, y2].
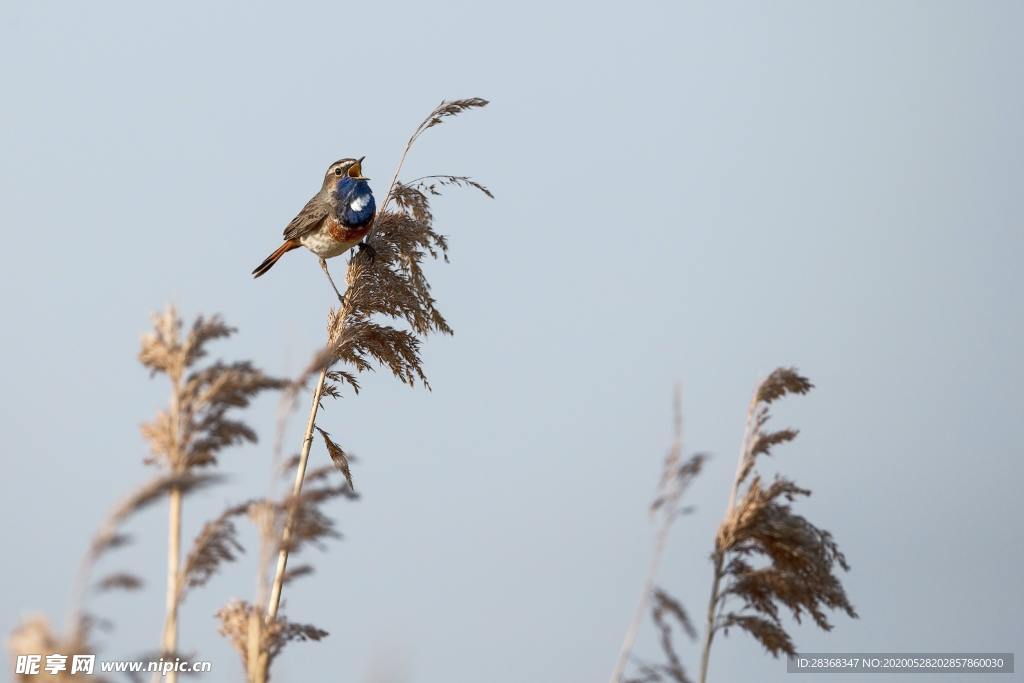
[1, 1, 1021, 682]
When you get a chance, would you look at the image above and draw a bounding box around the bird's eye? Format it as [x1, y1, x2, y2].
[334, 167, 343, 176]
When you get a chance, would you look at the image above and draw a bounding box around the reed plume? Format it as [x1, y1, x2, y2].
[8, 467, 222, 680]
[138, 306, 285, 682]
[697, 368, 856, 683]
[213, 458, 357, 680]
[613, 369, 855, 683]
[9, 616, 105, 683]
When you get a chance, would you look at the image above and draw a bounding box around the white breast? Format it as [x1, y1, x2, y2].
[299, 230, 360, 258]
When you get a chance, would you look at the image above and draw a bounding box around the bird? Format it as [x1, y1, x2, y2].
[252, 157, 377, 300]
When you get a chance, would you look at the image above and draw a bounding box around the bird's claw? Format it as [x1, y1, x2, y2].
[356, 241, 376, 264]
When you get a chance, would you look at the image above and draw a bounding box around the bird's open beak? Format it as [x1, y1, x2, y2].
[348, 156, 368, 180]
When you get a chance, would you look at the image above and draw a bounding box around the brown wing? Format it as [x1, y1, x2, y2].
[282, 194, 330, 241]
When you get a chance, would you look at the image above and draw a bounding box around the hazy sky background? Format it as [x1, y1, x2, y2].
[1, 1, 1021, 682]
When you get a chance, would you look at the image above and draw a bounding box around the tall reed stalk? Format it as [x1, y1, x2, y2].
[138, 308, 284, 682]
[255, 368, 327, 683]
[252, 97, 489, 683]
[255, 118, 446, 633]
[158, 370, 185, 683]
[610, 389, 705, 683]
[696, 392, 755, 683]
[696, 368, 856, 683]
[160, 487, 182, 683]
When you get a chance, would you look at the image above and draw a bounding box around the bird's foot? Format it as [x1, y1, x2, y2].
[356, 241, 376, 264]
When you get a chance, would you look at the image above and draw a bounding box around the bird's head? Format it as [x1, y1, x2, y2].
[322, 157, 367, 189]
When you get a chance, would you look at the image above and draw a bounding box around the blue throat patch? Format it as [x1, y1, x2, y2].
[334, 177, 376, 227]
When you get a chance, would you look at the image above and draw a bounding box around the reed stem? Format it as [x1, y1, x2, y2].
[159, 487, 182, 683]
[252, 99, 482, 682]
[609, 387, 685, 683]
[608, 516, 674, 683]
[256, 367, 328, 682]
[698, 394, 757, 683]
[157, 370, 185, 683]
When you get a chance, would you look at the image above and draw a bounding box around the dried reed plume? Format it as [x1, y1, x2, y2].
[9, 468, 221, 680]
[238, 98, 489, 683]
[138, 307, 285, 682]
[611, 388, 706, 683]
[697, 368, 856, 683]
[612, 369, 855, 683]
[213, 459, 357, 680]
[9, 616, 107, 683]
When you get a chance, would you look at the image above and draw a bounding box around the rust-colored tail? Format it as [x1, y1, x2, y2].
[252, 240, 300, 278]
